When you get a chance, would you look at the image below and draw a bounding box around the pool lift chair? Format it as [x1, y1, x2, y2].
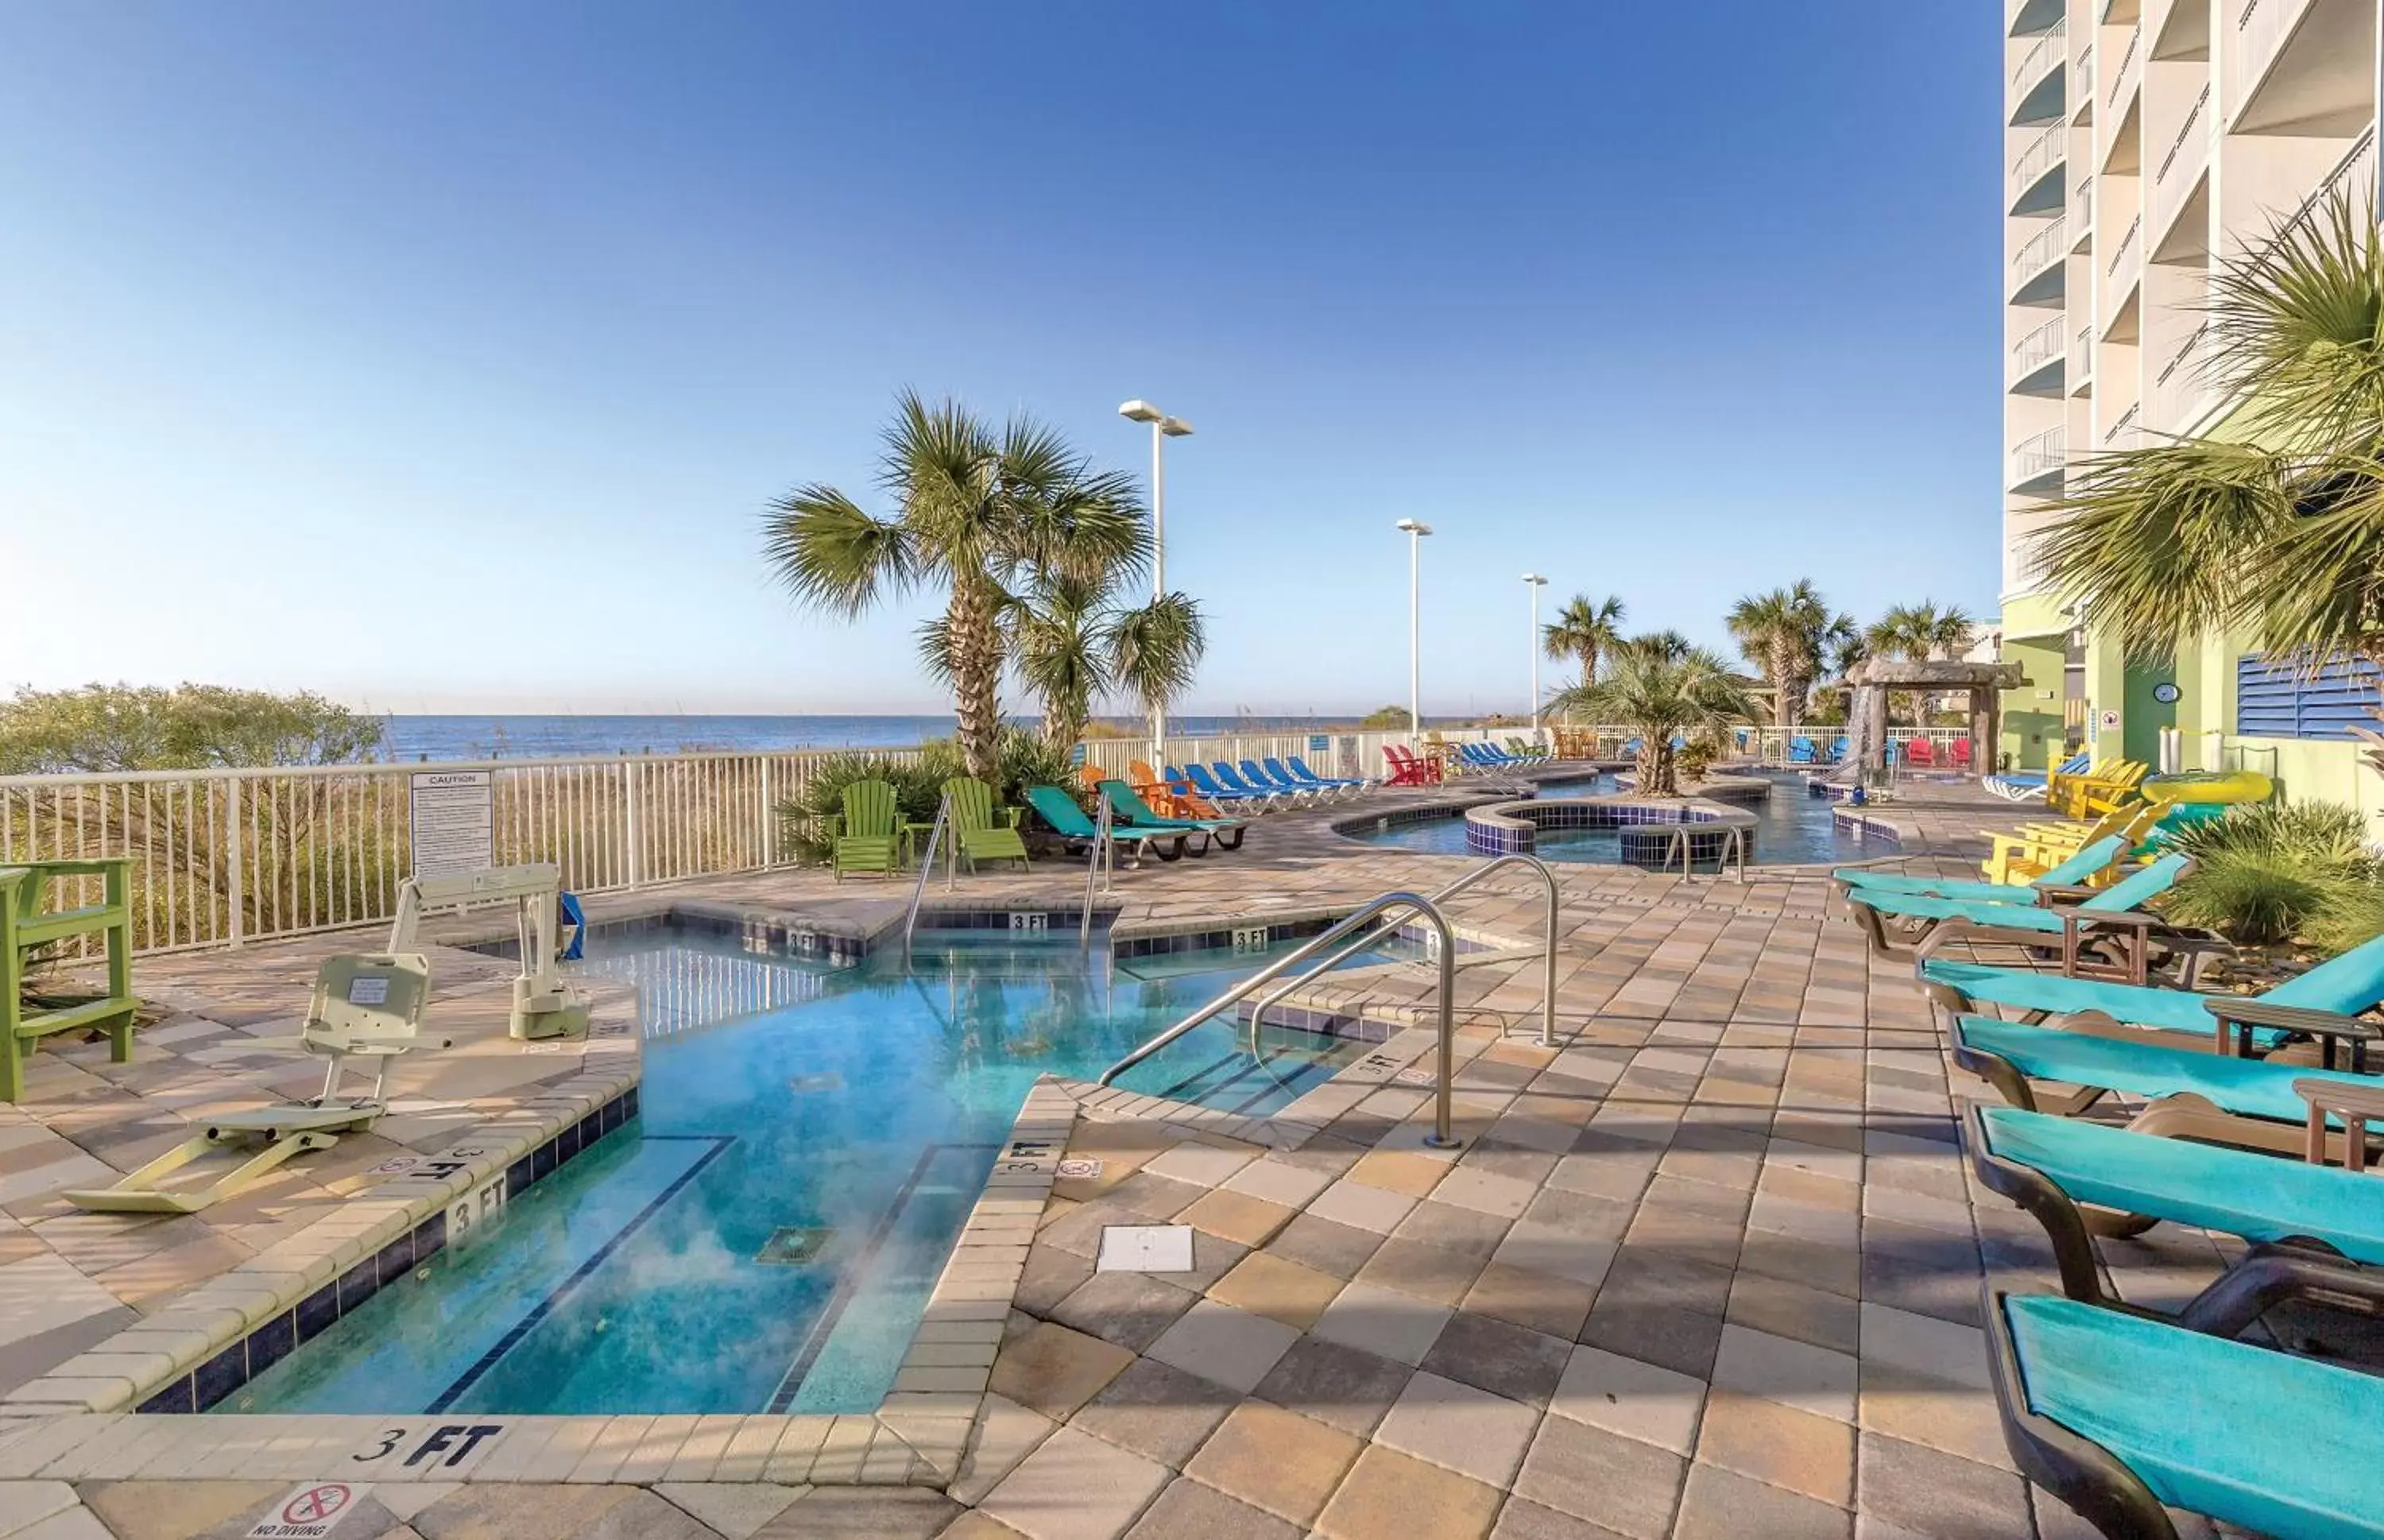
[388, 862, 590, 1041]
[64, 952, 447, 1214]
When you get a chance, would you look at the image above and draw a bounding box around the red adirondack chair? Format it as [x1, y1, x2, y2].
[1383, 745, 1441, 786]
[1949, 737, 1974, 769]
[1904, 737, 1937, 768]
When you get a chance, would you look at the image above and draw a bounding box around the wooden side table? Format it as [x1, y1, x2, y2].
[2293, 1077, 2384, 1170]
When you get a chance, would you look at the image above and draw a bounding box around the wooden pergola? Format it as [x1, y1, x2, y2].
[1837, 658, 2029, 776]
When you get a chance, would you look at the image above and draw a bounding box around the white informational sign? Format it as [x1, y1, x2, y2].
[2098, 710, 2120, 732]
[346, 976, 389, 1006]
[409, 771, 493, 880]
[248, 1483, 369, 1539]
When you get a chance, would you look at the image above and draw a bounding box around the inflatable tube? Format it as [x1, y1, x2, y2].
[2140, 770, 2274, 807]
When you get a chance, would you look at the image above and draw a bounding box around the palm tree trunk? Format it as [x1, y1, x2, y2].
[947, 575, 1004, 783]
[1771, 640, 1796, 729]
[1636, 738, 1672, 797]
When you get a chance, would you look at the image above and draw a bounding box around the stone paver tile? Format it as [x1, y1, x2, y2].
[1394, 1199, 1514, 1259]
[7, 1509, 107, 1540]
[1857, 1360, 2014, 1474]
[1418, 1310, 1571, 1407]
[1460, 1261, 1593, 1341]
[980, 1426, 1171, 1540]
[989, 1321, 1138, 1421]
[1251, 1333, 1415, 1437]
[1724, 1270, 1860, 1356]
[1308, 1278, 1452, 1367]
[1144, 1143, 1256, 1189]
[1511, 1415, 1685, 1540]
[1546, 1343, 1706, 1456]
[951, 1394, 1060, 1507]
[655, 1483, 807, 1540]
[1426, 1165, 1536, 1219]
[1673, 1461, 1850, 1540]
[1221, 1159, 1333, 1210]
[411, 1484, 639, 1540]
[1575, 1302, 1725, 1382]
[1305, 1180, 1416, 1236]
[1182, 1401, 1361, 1525]
[1709, 1324, 1858, 1425]
[1262, 1213, 1383, 1279]
[569, 1491, 718, 1540]
[1346, 1150, 1449, 1199]
[1856, 1302, 1990, 1392]
[754, 1488, 962, 1540]
[1176, 1191, 1295, 1249]
[1691, 1390, 1855, 1507]
[0, 1484, 79, 1537]
[1852, 1430, 2034, 1540]
[1145, 1301, 1298, 1394]
[1354, 1236, 1485, 1309]
[1072, 1356, 1234, 1470]
[1052, 1271, 1202, 1352]
[1313, 1444, 1502, 1540]
[1489, 1222, 1616, 1290]
[939, 1515, 1031, 1540]
[1206, 1252, 1343, 1330]
[1487, 1498, 1633, 1540]
[1374, 1369, 1541, 1489]
[1121, 1477, 1298, 1540]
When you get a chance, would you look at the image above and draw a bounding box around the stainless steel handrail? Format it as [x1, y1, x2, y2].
[1244, 853, 1562, 1050]
[1078, 788, 1114, 946]
[1097, 891, 1463, 1148]
[901, 794, 953, 961]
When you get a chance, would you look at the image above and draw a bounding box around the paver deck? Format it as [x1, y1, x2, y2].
[0, 771, 2275, 1538]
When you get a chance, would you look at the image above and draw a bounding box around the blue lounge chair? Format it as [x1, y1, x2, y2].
[1848, 854, 2199, 975]
[1832, 835, 2127, 905]
[1458, 742, 1515, 770]
[1923, 929, 2384, 1069]
[1238, 758, 1315, 806]
[1963, 1102, 2384, 1332]
[1211, 760, 1291, 807]
[1788, 736, 1817, 764]
[1024, 785, 1193, 865]
[1287, 754, 1367, 792]
[1186, 761, 1278, 810]
[1985, 750, 2092, 803]
[1621, 737, 1643, 756]
[1099, 780, 1244, 852]
[1986, 1290, 2384, 1540]
[1828, 736, 1848, 761]
[1269, 756, 1357, 799]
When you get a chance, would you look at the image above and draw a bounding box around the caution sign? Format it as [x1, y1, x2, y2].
[248, 1483, 369, 1539]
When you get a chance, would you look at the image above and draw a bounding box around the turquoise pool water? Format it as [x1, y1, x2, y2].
[1350, 769, 1878, 866]
[227, 927, 1387, 1418]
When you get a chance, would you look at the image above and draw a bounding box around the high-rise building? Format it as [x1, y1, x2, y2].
[1998, 0, 2377, 803]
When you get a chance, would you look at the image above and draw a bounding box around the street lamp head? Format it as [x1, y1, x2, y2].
[1159, 416, 1193, 437]
[1522, 572, 1547, 586]
[1395, 519, 1434, 536]
[1118, 400, 1163, 424]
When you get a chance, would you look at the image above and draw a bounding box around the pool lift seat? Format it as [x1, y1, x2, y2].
[64, 953, 445, 1215]
[389, 862, 590, 1041]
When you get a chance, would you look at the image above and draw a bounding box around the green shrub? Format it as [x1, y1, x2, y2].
[2304, 873, 2384, 956]
[2162, 800, 2378, 947]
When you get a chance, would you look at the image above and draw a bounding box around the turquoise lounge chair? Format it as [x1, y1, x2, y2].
[1987, 1290, 2384, 1540]
[1848, 854, 2200, 977]
[1964, 1102, 2384, 1333]
[1098, 780, 1246, 852]
[1922, 930, 2384, 1069]
[1831, 834, 2125, 904]
[1950, 1015, 2383, 1156]
[1024, 785, 1192, 865]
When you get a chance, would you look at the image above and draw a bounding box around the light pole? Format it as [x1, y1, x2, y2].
[1395, 520, 1433, 750]
[1119, 400, 1194, 767]
[1522, 573, 1548, 745]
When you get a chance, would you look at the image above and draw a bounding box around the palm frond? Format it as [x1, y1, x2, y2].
[2207, 185, 2384, 452]
[760, 485, 917, 618]
[1105, 591, 1207, 714]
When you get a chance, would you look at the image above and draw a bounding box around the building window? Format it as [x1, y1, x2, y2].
[2235, 653, 2382, 740]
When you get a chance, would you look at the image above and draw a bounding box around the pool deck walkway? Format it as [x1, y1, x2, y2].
[0, 771, 2261, 1539]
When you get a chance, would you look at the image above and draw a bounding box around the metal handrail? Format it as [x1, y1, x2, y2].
[901, 793, 952, 961]
[1658, 823, 1747, 882]
[1097, 890, 1464, 1148]
[1245, 853, 1562, 1052]
[1078, 788, 1113, 946]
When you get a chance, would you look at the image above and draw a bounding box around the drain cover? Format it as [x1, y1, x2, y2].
[1097, 1225, 1194, 1273]
[756, 1226, 833, 1264]
[790, 1074, 843, 1095]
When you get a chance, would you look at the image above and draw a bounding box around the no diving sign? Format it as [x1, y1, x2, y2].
[249, 1483, 370, 1539]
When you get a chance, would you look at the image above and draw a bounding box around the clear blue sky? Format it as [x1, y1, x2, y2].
[2, 3, 2002, 718]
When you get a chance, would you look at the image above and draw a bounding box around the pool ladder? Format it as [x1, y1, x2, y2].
[901, 793, 954, 962]
[1656, 823, 1747, 881]
[1095, 853, 1563, 1151]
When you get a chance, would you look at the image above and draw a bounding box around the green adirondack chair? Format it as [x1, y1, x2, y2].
[942, 777, 1031, 873]
[830, 780, 902, 880]
[2, 860, 137, 1102]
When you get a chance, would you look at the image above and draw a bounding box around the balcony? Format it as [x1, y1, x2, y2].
[2011, 20, 2069, 123]
[2267, 130, 2379, 253]
[2011, 316, 2067, 394]
[2011, 216, 2070, 304]
[2070, 321, 2096, 387]
[2106, 213, 2143, 295]
[2011, 0, 2065, 37]
[2012, 123, 2068, 211]
[2072, 174, 2096, 236]
[2151, 85, 2216, 244]
[2106, 25, 2142, 110]
[2103, 404, 2143, 451]
[2230, 0, 2374, 135]
[2011, 427, 2068, 494]
[2150, 323, 2215, 431]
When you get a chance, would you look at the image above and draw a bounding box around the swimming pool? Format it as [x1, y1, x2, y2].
[224, 925, 1396, 1419]
[1348, 769, 1881, 867]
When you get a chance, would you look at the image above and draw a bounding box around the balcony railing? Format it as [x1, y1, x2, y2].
[2076, 41, 2095, 97]
[2106, 213, 2142, 284]
[2153, 86, 2216, 239]
[2073, 173, 2095, 230]
[2013, 124, 2067, 199]
[2268, 129, 2379, 251]
[2107, 25, 2142, 108]
[2151, 323, 2214, 431]
[2103, 404, 2142, 451]
[2013, 216, 2070, 284]
[2227, 0, 2303, 119]
[2011, 426, 2067, 486]
[2012, 316, 2065, 381]
[2012, 19, 2069, 90]
[2071, 322, 2095, 378]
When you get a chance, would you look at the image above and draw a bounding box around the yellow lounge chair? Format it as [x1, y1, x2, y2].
[1980, 803, 2159, 887]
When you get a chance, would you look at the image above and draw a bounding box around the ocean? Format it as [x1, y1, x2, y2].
[377, 714, 1356, 764]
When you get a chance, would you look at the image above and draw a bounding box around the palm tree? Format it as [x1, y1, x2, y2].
[991, 572, 1206, 751]
[1549, 644, 1754, 796]
[2036, 190, 2384, 718]
[1726, 581, 1831, 729]
[1542, 595, 1627, 695]
[1863, 601, 1976, 728]
[762, 393, 1147, 781]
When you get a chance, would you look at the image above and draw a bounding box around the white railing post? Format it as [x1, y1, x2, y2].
[225, 776, 245, 948]
[760, 756, 774, 870]
[624, 760, 643, 891]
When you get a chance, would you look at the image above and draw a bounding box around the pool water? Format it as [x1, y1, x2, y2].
[228, 927, 1399, 1418]
[1352, 769, 1879, 867]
